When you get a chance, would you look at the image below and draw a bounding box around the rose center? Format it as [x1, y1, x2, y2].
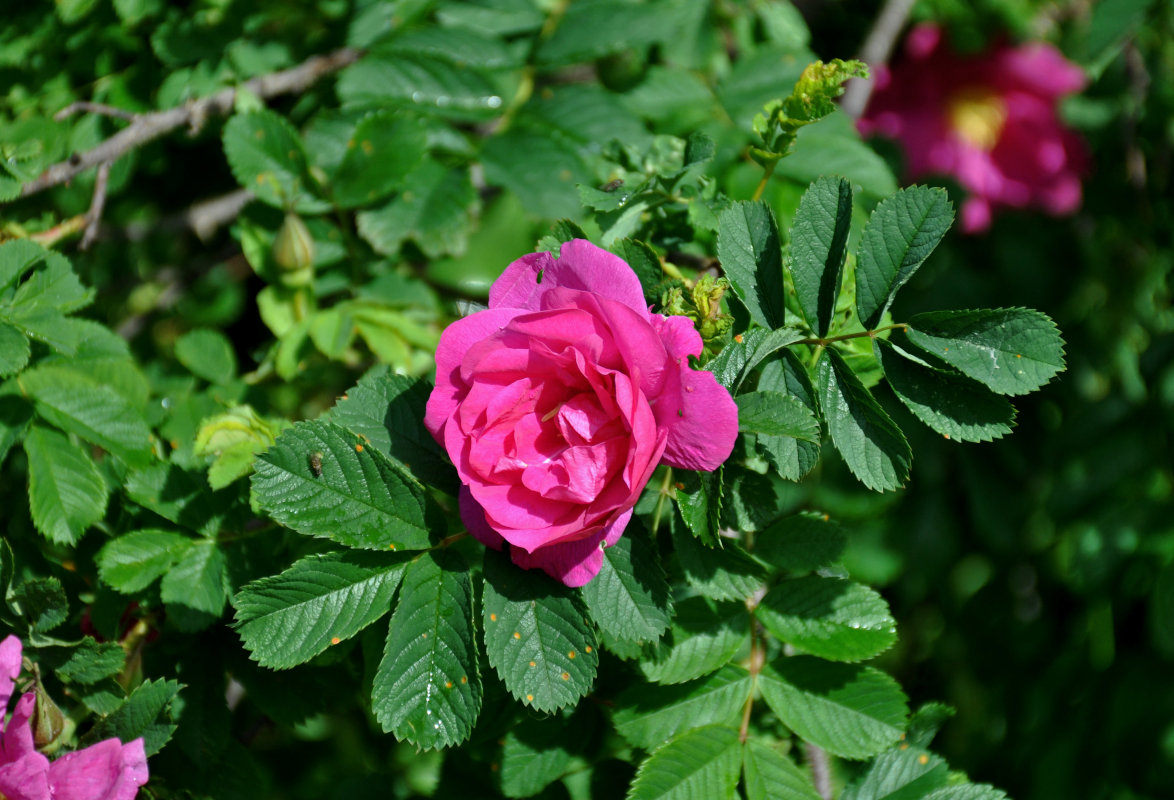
[947, 88, 1007, 150]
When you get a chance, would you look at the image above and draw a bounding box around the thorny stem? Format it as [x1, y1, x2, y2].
[797, 322, 908, 347]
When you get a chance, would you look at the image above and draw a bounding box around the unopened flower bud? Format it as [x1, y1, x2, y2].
[33, 682, 65, 749]
[273, 212, 315, 287]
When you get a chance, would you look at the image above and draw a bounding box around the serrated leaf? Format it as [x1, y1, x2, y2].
[876, 339, 1015, 442]
[755, 512, 846, 574]
[839, 748, 949, 800]
[737, 391, 820, 442]
[675, 468, 723, 546]
[175, 328, 237, 384]
[160, 539, 230, 626]
[0, 239, 45, 290]
[705, 327, 805, 393]
[49, 637, 126, 684]
[627, 724, 742, 800]
[817, 348, 910, 492]
[613, 665, 752, 749]
[374, 549, 481, 749]
[97, 530, 193, 593]
[671, 523, 765, 603]
[855, 187, 954, 329]
[755, 352, 821, 481]
[905, 308, 1066, 396]
[382, 25, 518, 69]
[11, 577, 69, 632]
[223, 110, 326, 213]
[639, 596, 749, 685]
[905, 702, 956, 749]
[581, 530, 672, 645]
[0, 324, 29, 377]
[499, 712, 580, 798]
[18, 365, 153, 468]
[23, 423, 107, 545]
[330, 111, 427, 209]
[356, 159, 477, 259]
[742, 738, 823, 800]
[8, 249, 92, 315]
[234, 550, 410, 669]
[337, 54, 504, 119]
[124, 463, 247, 538]
[481, 549, 598, 712]
[717, 201, 785, 329]
[82, 678, 181, 756]
[922, 785, 1008, 800]
[481, 127, 591, 219]
[756, 576, 897, 662]
[759, 656, 908, 759]
[790, 176, 852, 337]
[0, 394, 33, 466]
[611, 239, 663, 302]
[251, 419, 434, 551]
[39, 321, 149, 407]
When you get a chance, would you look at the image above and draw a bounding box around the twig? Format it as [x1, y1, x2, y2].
[806, 742, 834, 800]
[18, 47, 362, 200]
[54, 102, 138, 123]
[80, 162, 111, 250]
[839, 0, 917, 119]
[27, 214, 88, 248]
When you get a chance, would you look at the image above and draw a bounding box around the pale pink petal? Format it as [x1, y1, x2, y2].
[510, 508, 633, 587]
[46, 738, 148, 800]
[0, 635, 21, 711]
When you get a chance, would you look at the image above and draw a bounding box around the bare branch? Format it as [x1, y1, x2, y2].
[805, 742, 834, 800]
[54, 102, 138, 123]
[19, 47, 362, 200]
[839, 0, 916, 119]
[80, 162, 111, 250]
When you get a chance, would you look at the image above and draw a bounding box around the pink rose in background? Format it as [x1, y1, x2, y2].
[425, 240, 738, 586]
[858, 23, 1088, 233]
[0, 635, 148, 800]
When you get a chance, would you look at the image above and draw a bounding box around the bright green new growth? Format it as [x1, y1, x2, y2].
[751, 59, 869, 165]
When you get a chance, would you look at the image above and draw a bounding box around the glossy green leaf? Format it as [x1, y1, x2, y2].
[742, 738, 823, 800]
[876, 339, 1015, 442]
[581, 530, 673, 645]
[374, 550, 481, 749]
[737, 391, 820, 442]
[329, 111, 427, 208]
[0, 324, 29, 377]
[817, 348, 911, 492]
[50, 637, 126, 685]
[755, 351, 821, 481]
[672, 524, 766, 603]
[639, 596, 749, 685]
[839, 748, 949, 800]
[251, 419, 434, 551]
[627, 724, 742, 800]
[755, 512, 847, 574]
[717, 200, 785, 329]
[337, 53, 504, 119]
[97, 530, 192, 593]
[11, 577, 68, 632]
[613, 665, 752, 749]
[756, 576, 897, 661]
[160, 539, 230, 623]
[675, 468, 723, 547]
[789, 176, 851, 336]
[357, 159, 477, 259]
[23, 424, 108, 545]
[234, 550, 410, 669]
[705, 326, 805, 393]
[175, 328, 237, 384]
[499, 713, 580, 798]
[759, 656, 908, 759]
[223, 110, 326, 213]
[905, 308, 1066, 396]
[481, 550, 598, 712]
[922, 785, 1009, 800]
[81, 678, 180, 756]
[855, 186, 954, 329]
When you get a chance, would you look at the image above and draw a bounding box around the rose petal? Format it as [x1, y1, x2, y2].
[1, 693, 37, 764]
[510, 508, 633, 587]
[459, 487, 504, 551]
[490, 241, 649, 319]
[0, 634, 21, 713]
[0, 750, 52, 800]
[488, 251, 556, 311]
[46, 738, 148, 800]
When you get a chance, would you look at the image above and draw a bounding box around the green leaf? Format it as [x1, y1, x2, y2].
[817, 348, 911, 492]
[11, 576, 69, 632]
[717, 201, 785, 329]
[481, 127, 591, 219]
[789, 176, 852, 337]
[627, 724, 742, 800]
[234, 550, 410, 669]
[612, 238, 664, 302]
[23, 423, 108, 545]
[875, 339, 1015, 443]
[0, 324, 29, 377]
[82, 678, 181, 757]
[223, 110, 326, 213]
[756, 576, 897, 662]
[0, 395, 33, 466]
[0, 239, 45, 291]
[373, 549, 481, 749]
[8, 249, 92, 315]
[675, 468, 724, 547]
[329, 111, 427, 209]
[499, 712, 580, 798]
[737, 391, 820, 442]
[124, 463, 247, 538]
[839, 748, 949, 800]
[382, 25, 518, 69]
[175, 328, 237, 383]
[356, 159, 477, 259]
[639, 596, 749, 685]
[39, 321, 149, 407]
[613, 665, 752, 749]
[671, 523, 766, 603]
[97, 530, 193, 593]
[537, 0, 668, 66]
[19, 365, 153, 468]
[160, 539, 230, 627]
[481, 549, 598, 712]
[906, 702, 956, 749]
[759, 656, 908, 759]
[755, 512, 847, 574]
[855, 187, 954, 329]
[337, 53, 504, 119]
[581, 530, 673, 645]
[755, 351, 821, 481]
[251, 419, 435, 551]
[49, 637, 126, 685]
[922, 786, 1009, 800]
[742, 738, 823, 800]
[905, 308, 1066, 396]
[705, 327, 805, 393]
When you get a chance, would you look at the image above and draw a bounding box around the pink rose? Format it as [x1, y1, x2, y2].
[0, 635, 149, 800]
[858, 23, 1088, 233]
[425, 240, 738, 586]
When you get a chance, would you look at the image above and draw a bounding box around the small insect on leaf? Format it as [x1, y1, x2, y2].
[309, 451, 324, 477]
[600, 179, 624, 192]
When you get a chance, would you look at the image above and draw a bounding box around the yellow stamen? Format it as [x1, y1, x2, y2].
[948, 88, 1007, 150]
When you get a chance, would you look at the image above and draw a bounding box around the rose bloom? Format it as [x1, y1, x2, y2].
[858, 23, 1088, 233]
[425, 240, 738, 586]
[0, 635, 148, 799]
